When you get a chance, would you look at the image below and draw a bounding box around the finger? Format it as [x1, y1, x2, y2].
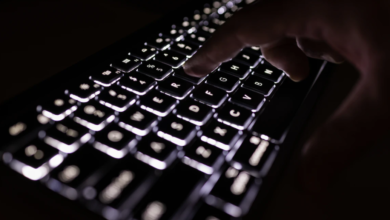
[296, 38, 345, 63]
[261, 38, 310, 82]
[183, 0, 313, 77]
[300, 79, 390, 193]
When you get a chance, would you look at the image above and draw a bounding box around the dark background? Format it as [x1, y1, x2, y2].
[1, 0, 390, 219]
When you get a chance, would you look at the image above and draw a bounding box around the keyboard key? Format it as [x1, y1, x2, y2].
[137, 60, 173, 81]
[173, 67, 206, 85]
[146, 36, 172, 50]
[2, 113, 50, 148]
[73, 100, 115, 131]
[192, 84, 227, 108]
[118, 106, 158, 136]
[190, 204, 232, 220]
[201, 121, 239, 150]
[129, 45, 157, 61]
[160, 28, 185, 41]
[170, 40, 199, 56]
[176, 99, 213, 126]
[230, 88, 265, 112]
[68, 81, 101, 103]
[209, 167, 256, 212]
[140, 90, 176, 117]
[94, 123, 136, 158]
[98, 85, 136, 112]
[253, 64, 284, 83]
[186, 33, 208, 45]
[197, 24, 216, 36]
[133, 163, 205, 219]
[234, 51, 261, 67]
[13, 139, 59, 169]
[41, 95, 77, 121]
[228, 135, 274, 177]
[157, 116, 197, 146]
[155, 50, 187, 68]
[45, 118, 91, 153]
[10, 139, 61, 180]
[110, 56, 141, 73]
[219, 60, 250, 79]
[242, 75, 275, 96]
[244, 46, 262, 56]
[158, 76, 194, 99]
[183, 140, 223, 174]
[50, 145, 112, 189]
[217, 102, 253, 130]
[91, 68, 123, 87]
[206, 71, 240, 93]
[119, 72, 155, 95]
[135, 134, 177, 170]
[89, 156, 153, 210]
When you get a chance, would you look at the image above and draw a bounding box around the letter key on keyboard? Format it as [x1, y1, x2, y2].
[192, 84, 227, 108]
[158, 76, 194, 99]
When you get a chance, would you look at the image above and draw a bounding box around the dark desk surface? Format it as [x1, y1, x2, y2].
[1, 1, 389, 219]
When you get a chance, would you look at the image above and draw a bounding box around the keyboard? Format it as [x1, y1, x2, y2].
[0, 0, 328, 219]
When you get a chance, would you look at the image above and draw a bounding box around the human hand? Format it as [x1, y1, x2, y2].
[183, 0, 390, 192]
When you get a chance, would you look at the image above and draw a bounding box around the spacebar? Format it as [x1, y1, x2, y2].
[250, 76, 317, 141]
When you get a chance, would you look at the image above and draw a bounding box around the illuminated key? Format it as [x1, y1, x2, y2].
[41, 95, 77, 121]
[208, 167, 257, 217]
[68, 81, 101, 103]
[91, 68, 123, 87]
[192, 84, 227, 108]
[135, 134, 177, 170]
[137, 60, 173, 81]
[45, 118, 91, 153]
[110, 56, 141, 73]
[118, 106, 158, 136]
[242, 75, 275, 96]
[129, 45, 157, 61]
[85, 156, 153, 212]
[253, 65, 284, 83]
[155, 50, 187, 68]
[157, 116, 196, 146]
[201, 121, 239, 150]
[98, 85, 136, 112]
[227, 135, 276, 177]
[183, 140, 223, 175]
[94, 123, 136, 159]
[10, 139, 62, 181]
[49, 146, 112, 192]
[73, 100, 115, 131]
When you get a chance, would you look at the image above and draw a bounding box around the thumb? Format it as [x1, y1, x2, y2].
[300, 78, 390, 192]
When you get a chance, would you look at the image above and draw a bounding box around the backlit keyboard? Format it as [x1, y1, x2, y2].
[0, 0, 327, 219]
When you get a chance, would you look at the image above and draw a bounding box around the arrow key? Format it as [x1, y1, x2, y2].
[230, 88, 265, 112]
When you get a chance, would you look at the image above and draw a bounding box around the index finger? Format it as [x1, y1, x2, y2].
[183, 0, 312, 77]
